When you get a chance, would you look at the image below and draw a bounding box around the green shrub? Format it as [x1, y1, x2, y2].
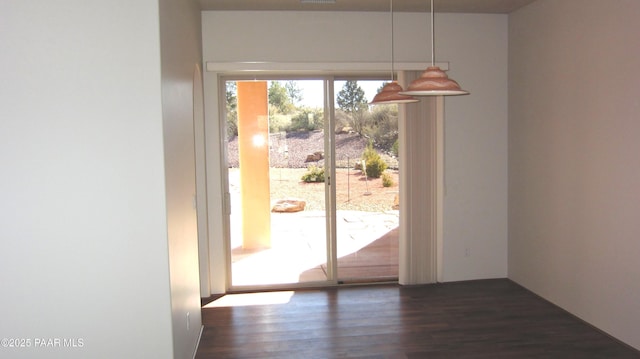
[381, 172, 394, 187]
[365, 157, 387, 179]
[391, 139, 399, 157]
[301, 165, 325, 183]
[362, 141, 376, 163]
[269, 114, 292, 133]
[364, 105, 398, 153]
[362, 142, 387, 179]
[289, 108, 324, 132]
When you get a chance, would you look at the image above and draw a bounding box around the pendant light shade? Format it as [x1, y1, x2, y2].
[402, 66, 468, 96]
[371, 81, 419, 104]
[401, 0, 469, 97]
[370, 0, 418, 105]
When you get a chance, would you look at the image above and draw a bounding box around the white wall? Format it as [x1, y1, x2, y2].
[509, 0, 640, 350]
[202, 11, 508, 285]
[159, 0, 204, 357]
[0, 1, 201, 358]
[433, 14, 508, 281]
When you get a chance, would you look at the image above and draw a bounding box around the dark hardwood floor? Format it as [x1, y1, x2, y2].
[196, 279, 639, 358]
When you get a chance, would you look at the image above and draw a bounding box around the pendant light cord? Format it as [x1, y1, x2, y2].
[390, 0, 395, 81]
[431, 0, 435, 66]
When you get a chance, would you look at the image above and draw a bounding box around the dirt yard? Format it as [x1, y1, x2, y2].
[269, 167, 399, 212]
[228, 130, 400, 213]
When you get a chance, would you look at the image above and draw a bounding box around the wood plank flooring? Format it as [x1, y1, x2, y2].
[196, 279, 639, 358]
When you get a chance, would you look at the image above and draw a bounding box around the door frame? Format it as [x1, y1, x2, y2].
[200, 63, 446, 294]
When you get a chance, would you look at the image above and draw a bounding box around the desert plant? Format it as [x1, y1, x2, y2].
[289, 108, 323, 132]
[337, 81, 370, 136]
[362, 142, 387, 179]
[269, 114, 292, 133]
[391, 139, 399, 157]
[301, 165, 325, 183]
[364, 105, 398, 152]
[381, 172, 394, 187]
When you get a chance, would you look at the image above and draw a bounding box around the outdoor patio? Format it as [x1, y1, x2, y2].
[230, 209, 399, 287]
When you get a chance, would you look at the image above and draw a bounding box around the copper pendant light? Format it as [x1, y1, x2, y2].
[401, 0, 469, 96]
[370, 0, 418, 105]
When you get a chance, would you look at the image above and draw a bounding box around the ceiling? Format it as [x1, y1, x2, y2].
[198, 0, 538, 14]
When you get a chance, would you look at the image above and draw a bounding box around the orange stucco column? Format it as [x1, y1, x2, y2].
[237, 81, 271, 249]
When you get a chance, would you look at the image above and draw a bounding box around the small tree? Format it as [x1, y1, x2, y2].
[285, 81, 303, 105]
[268, 81, 295, 115]
[337, 80, 367, 113]
[337, 81, 369, 136]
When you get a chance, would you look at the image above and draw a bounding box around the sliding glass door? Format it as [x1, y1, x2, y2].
[223, 76, 399, 290]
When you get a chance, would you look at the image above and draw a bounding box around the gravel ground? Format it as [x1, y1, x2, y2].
[227, 130, 398, 169]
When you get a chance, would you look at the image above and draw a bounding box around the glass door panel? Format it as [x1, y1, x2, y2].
[226, 79, 330, 288]
[333, 79, 400, 283]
